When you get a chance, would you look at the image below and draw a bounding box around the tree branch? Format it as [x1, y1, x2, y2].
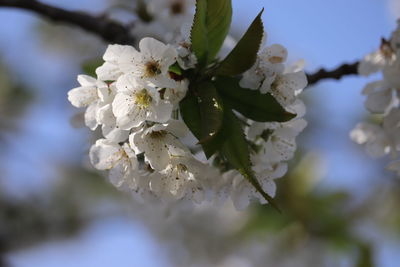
[306, 61, 359, 86]
[0, 0, 362, 86]
[0, 0, 135, 45]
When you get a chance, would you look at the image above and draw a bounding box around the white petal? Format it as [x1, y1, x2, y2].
[96, 62, 121, 81]
[147, 101, 173, 124]
[115, 73, 142, 93]
[108, 161, 129, 188]
[365, 137, 390, 158]
[231, 180, 252, 210]
[139, 37, 168, 59]
[103, 44, 139, 63]
[112, 92, 134, 118]
[84, 103, 99, 130]
[102, 124, 129, 143]
[144, 139, 171, 171]
[261, 44, 288, 63]
[77, 75, 97, 86]
[165, 119, 189, 138]
[358, 51, 386, 76]
[67, 86, 97, 108]
[89, 139, 121, 170]
[364, 89, 392, 113]
[361, 81, 383, 95]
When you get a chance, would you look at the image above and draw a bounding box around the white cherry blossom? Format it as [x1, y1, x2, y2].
[350, 123, 390, 158]
[89, 139, 142, 190]
[96, 44, 139, 81]
[228, 165, 285, 210]
[131, 37, 178, 87]
[67, 75, 110, 130]
[353, 21, 400, 175]
[129, 120, 189, 171]
[149, 154, 208, 203]
[113, 74, 173, 130]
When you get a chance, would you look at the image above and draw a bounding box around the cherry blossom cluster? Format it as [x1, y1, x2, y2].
[222, 45, 307, 209]
[68, 37, 216, 203]
[351, 20, 400, 174]
[67, 35, 307, 209]
[67, 0, 309, 209]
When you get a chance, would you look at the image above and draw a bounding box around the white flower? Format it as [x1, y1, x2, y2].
[129, 120, 189, 171]
[383, 59, 400, 88]
[239, 43, 307, 107]
[247, 100, 307, 165]
[268, 70, 307, 106]
[240, 44, 287, 90]
[361, 81, 392, 114]
[353, 22, 400, 175]
[163, 78, 189, 107]
[383, 108, 400, 150]
[239, 62, 265, 90]
[259, 44, 288, 65]
[176, 42, 197, 70]
[113, 74, 173, 130]
[97, 104, 130, 142]
[391, 20, 400, 50]
[89, 139, 142, 190]
[240, 44, 287, 91]
[229, 165, 284, 210]
[149, 154, 207, 203]
[130, 37, 178, 87]
[350, 123, 390, 158]
[67, 75, 110, 130]
[96, 44, 140, 81]
[358, 50, 393, 76]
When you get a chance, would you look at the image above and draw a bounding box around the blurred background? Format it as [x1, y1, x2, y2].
[0, 0, 400, 266]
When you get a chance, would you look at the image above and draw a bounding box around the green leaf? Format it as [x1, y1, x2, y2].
[81, 58, 103, 77]
[215, 9, 264, 76]
[168, 62, 183, 75]
[197, 82, 224, 144]
[180, 91, 202, 138]
[180, 82, 224, 157]
[214, 76, 295, 122]
[220, 108, 280, 211]
[190, 0, 232, 65]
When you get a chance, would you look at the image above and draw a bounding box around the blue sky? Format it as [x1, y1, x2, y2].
[1, 0, 399, 266]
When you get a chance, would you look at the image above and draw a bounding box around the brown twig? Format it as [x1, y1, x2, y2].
[0, 0, 363, 85]
[0, 0, 135, 45]
[306, 61, 359, 86]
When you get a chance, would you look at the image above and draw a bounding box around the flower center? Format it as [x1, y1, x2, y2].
[144, 60, 162, 77]
[149, 130, 167, 139]
[176, 163, 188, 172]
[380, 38, 394, 59]
[134, 89, 153, 108]
[269, 56, 284, 64]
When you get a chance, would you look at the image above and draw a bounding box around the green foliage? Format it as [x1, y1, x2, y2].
[169, 62, 183, 75]
[180, 82, 224, 157]
[219, 107, 280, 210]
[81, 58, 103, 77]
[197, 82, 224, 144]
[215, 9, 264, 76]
[214, 76, 296, 122]
[190, 0, 232, 66]
[185, 2, 284, 207]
